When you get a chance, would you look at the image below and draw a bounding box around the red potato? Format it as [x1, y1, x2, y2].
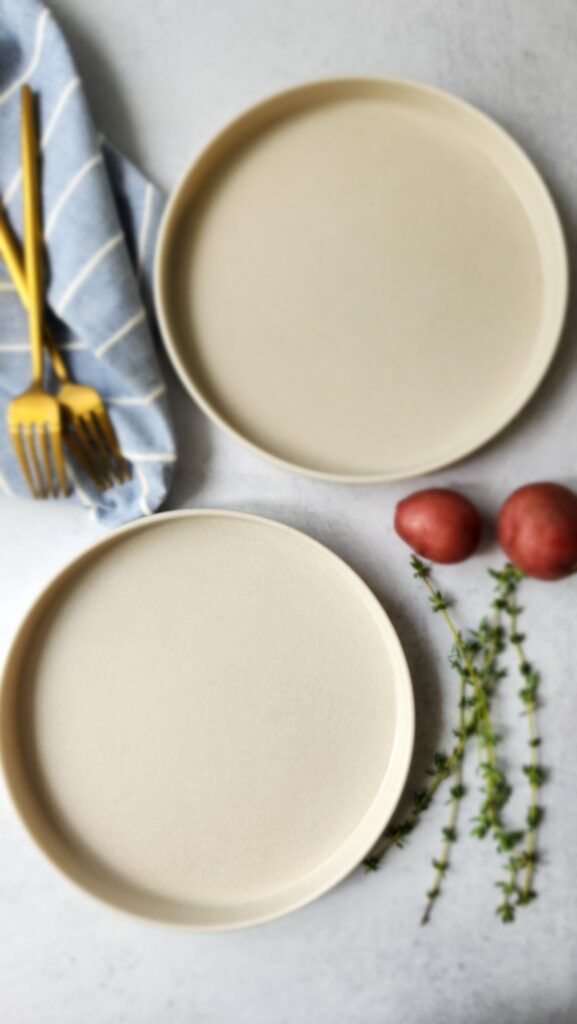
[394, 488, 482, 564]
[497, 482, 577, 580]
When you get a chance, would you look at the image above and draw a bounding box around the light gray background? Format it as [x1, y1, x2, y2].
[1, 1, 577, 1021]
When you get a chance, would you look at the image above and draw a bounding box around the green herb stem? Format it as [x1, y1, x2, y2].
[419, 573, 492, 740]
[414, 561, 505, 837]
[421, 667, 466, 924]
[420, 610, 505, 925]
[498, 566, 542, 908]
[363, 737, 465, 868]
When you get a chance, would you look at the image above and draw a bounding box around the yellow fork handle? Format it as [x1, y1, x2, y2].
[0, 204, 69, 384]
[0, 207, 26, 297]
[21, 85, 45, 387]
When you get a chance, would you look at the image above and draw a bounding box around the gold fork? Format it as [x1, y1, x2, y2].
[1, 93, 131, 490]
[6, 86, 66, 498]
[0, 207, 130, 489]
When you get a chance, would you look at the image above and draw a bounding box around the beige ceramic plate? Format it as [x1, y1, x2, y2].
[1, 511, 414, 929]
[155, 77, 567, 482]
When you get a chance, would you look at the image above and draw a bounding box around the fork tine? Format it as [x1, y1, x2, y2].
[38, 423, 56, 497]
[10, 426, 38, 497]
[83, 414, 123, 485]
[48, 423, 68, 496]
[77, 416, 115, 487]
[24, 423, 46, 498]
[64, 423, 111, 490]
[93, 409, 131, 481]
[88, 411, 124, 484]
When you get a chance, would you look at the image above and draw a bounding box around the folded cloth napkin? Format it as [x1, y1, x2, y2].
[0, 0, 176, 524]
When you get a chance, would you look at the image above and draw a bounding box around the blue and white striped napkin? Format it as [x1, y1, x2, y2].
[0, 0, 176, 524]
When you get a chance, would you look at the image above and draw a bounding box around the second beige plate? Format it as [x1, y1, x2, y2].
[1, 511, 413, 929]
[155, 77, 567, 481]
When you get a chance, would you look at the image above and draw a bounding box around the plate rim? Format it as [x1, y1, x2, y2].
[0, 508, 415, 930]
[154, 74, 569, 483]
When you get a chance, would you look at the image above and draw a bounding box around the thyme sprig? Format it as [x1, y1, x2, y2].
[421, 605, 506, 924]
[363, 740, 465, 870]
[420, 655, 467, 924]
[365, 557, 546, 927]
[363, 558, 473, 871]
[492, 564, 544, 915]
[410, 557, 514, 860]
[468, 616, 519, 862]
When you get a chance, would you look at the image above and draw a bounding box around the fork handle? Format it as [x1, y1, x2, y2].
[21, 86, 44, 387]
[0, 206, 26, 297]
[0, 205, 69, 383]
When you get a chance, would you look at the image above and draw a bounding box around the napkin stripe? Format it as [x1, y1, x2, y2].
[2, 173, 22, 205]
[95, 309, 146, 358]
[137, 182, 154, 278]
[2, 76, 81, 205]
[123, 451, 177, 463]
[135, 465, 153, 515]
[66, 460, 97, 515]
[59, 340, 88, 351]
[55, 231, 123, 314]
[0, 339, 87, 352]
[0, 465, 14, 496]
[107, 383, 166, 407]
[42, 76, 81, 146]
[45, 152, 103, 238]
[0, 7, 50, 107]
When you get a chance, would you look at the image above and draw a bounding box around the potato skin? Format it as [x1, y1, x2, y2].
[497, 482, 577, 581]
[394, 488, 482, 564]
